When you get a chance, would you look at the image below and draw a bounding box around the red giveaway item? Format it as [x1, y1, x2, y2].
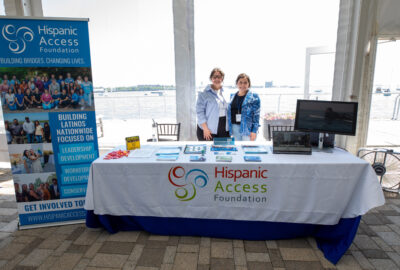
[104, 150, 130, 160]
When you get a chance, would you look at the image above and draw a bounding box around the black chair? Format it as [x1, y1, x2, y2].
[268, 125, 294, 141]
[157, 123, 181, 141]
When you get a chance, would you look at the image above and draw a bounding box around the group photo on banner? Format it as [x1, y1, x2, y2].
[0, 17, 98, 228]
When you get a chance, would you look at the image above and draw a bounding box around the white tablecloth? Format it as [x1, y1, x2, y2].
[85, 143, 385, 225]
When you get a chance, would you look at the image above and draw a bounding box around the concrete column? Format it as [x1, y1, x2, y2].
[332, 0, 377, 154]
[173, 0, 196, 141]
[23, 0, 43, 16]
[4, 0, 24, 16]
[4, 0, 43, 16]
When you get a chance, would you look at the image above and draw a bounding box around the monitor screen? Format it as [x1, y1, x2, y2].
[294, 100, 358, 135]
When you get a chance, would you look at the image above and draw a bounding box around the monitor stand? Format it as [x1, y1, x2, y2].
[312, 133, 333, 153]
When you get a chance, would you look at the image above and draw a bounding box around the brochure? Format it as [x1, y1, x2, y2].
[156, 146, 182, 156]
[244, 155, 262, 162]
[211, 145, 238, 152]
[216, 155, 233, 162]
[213, 151, 237, 155]
[213, 137, 235, 145]
[242, 145, 269, 154]
[184, 144, 207, 154]
[190, 156, 206, 162]
[157, 154, 179, 161]
[128, 147, 155, 158]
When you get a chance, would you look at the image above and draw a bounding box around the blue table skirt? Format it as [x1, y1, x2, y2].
[86, 210, 360, 265]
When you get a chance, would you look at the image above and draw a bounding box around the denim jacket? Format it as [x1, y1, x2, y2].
[227, 90, 260, 136]
[196, 85, 228, 134]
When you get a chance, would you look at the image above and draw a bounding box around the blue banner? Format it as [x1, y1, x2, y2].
[0, 17, 98, 227]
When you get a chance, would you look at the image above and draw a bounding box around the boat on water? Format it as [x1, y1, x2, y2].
[151, 91, 164, 96]
[383, 88, 391, 96]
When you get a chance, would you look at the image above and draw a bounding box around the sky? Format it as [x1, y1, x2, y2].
[2, 0, 399, 89]
[38, 0, 341, 88]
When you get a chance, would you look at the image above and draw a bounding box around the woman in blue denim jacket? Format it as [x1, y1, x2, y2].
[196, 68, 230, 140]
[227, 73, 260, 141]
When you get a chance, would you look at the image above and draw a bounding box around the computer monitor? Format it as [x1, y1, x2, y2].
[294, 99, 358, 149]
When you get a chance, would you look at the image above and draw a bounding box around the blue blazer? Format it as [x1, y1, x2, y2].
[227, 90, 260, 136]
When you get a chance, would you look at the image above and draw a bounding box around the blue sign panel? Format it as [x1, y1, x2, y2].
[0, 18, 91, 67]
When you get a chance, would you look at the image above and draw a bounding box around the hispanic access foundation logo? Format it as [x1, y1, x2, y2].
[2, 25, 34, 54]
[168, 166, 208, 201]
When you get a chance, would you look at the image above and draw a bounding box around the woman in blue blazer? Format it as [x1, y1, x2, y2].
[227, 73, 260, 141]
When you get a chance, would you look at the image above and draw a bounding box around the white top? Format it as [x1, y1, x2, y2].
[5, 93, 15, 103]
[213, 89, 227, 117]
[23, 121, 35, 134]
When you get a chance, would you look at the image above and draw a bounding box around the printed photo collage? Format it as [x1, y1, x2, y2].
[1, 67, 93, 203]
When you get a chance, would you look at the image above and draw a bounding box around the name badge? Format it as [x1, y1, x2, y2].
[236, 114, 241, 122]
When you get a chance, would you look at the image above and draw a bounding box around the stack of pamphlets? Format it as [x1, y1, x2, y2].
[213, 151, 237, 155]
[242, 145, 269, 154]
[216, 155, 232, 162]
[211, 145, 238, 152]
[156, 146, 182, 156]
[184, 144, 207, 154]
[128, 145, 155, 158]
[190, 156, 206, 162]
[157, 155, 179, 161]
[213, 137, 235, 145]
[155, 146, 181, 161]
[244, 156, 262, 162]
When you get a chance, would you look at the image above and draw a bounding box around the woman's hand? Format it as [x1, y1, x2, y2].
[250, 132, 257, 141]
[203, 127, 212, 140]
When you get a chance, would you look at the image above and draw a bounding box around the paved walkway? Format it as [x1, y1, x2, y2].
[0, 169, 399, 270]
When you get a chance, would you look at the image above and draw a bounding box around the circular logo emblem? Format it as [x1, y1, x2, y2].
[2, 25, 34, 54]
[168, 166, 208, 201]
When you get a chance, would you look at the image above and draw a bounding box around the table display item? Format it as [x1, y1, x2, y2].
[190, 156, 206, 162]
[126, 136, 140, 150]
[157, 154, 179, 161]
[104, 150, 130, 160]
[128, 147, 155, 158]
[216, 155, 232, 162]
[272, 131, 312, 155]
[156, 147, 182, 156]
[211, 145, 238, 152]
[213, 137, 235, 145]
[244, 155, 262, 162]
[184, 144, 207, 154]
[242, 145, 269, 154]
[213, 151, 237, 155]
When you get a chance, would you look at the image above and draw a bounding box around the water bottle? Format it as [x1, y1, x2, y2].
[152, 134, 157, 142]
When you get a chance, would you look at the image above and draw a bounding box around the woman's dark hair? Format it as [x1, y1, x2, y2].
[235, 73, 251, 88]
[23, 150, 30, 158]
[209, 68, 225, 80]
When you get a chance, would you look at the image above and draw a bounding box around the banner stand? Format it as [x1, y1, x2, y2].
[19, 220, 84, 230]
[0, 17, 99, 228]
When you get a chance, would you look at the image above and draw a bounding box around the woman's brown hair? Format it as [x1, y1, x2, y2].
[209, 68, 225, 80]
[235, 73, 251, 88]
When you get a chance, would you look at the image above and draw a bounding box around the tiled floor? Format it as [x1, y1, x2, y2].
[0, 168, 399, 270]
